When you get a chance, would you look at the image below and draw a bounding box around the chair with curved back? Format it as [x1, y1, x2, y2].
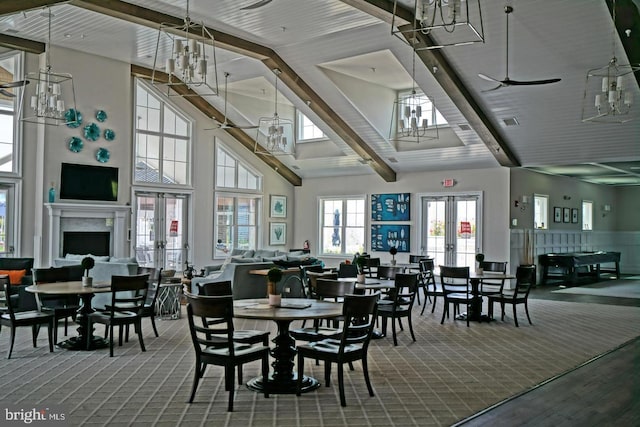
[136, 267, 163, 338]
[338, 263, 358, 279]
[377, 273, 419, 345]
[409, 254, 426, 264]
[296, 292, 379, 407]
[419, 258, 441, 315]
[362, 258, 380, 278]
[32, 265, 83, 344]
[377, 265, 404, 280]
[87, 274, 149, 356]
[185, 293, 269, 411]
[439, 266, 473, 327]
[479, 261, 508, 298]
[488, 265, 536, 327]
[0, 275, 55, 359]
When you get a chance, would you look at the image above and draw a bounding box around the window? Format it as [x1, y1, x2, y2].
[582, 200, 593, 231]
[214, 145, 262, 258]
[397, 90, 448, 130]
[0, 52, 21, 174]
[534, 194, 548, 229]
[134, 79, 191, 185]
[296, 111, 326, 142]
[320, 197, 365, 256]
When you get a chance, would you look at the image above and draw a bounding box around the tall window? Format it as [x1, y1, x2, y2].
[214, 145, 262, 258]
[582, 200, 593, 231]
[534, 194, 548, 229]
[134, 79, 191, 185]
[297, 111, 326, 142]
[0, 52, 21, 174]
[320, 197, 365, 256]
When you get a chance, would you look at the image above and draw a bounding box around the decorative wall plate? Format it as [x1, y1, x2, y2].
[96, 110, 107, 122]
[84, 123, 100, 141]
[64, 109, 82, 128]
[96, 147, 110, 163]
[68, 136, 83, 153]
[104, 129, 115, 141]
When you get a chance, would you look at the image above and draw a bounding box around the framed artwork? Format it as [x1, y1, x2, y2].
[553, 207, 562, 223]
[371, 193, 410, 221]
[563, 207, 570, 223]
[571, 208, 579, 223]
[269, 222, 286, 245]
[270, 195, 287, 218]
[371, 224, 410, 252]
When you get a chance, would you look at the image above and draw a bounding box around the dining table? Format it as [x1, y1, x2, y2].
[456, 271, 516, 322]
[233, 298, 343, 394]
[26, 281, 112, 350]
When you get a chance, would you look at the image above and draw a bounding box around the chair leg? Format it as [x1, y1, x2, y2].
[227, 366, 235, 412]
[150, 315, 159, 337]
[324, 361, 332, 387]
[64, 317, 68, 337]
[466, 302, 470, 327]
[135, 321, 146, 352]
[109, 325, 114, 357]
[391, 317, 398, 346]
[262, 354, 269, 399]
[513, 304, 519, 327]
[338, 363, 346, 407]
[188, 360, 201, 403]
[431, 294, 437, 313]
[500, 302, 506, 320]
[440, 302, 447, 324]
[47, 320, 54, 353]
[407, 315, 416, 342]
[7, 326, 16, 359]
[525, 301, 533, 325]
[296, 353, 304, 396]
[237, 365, 243, 385]
[362, 356, 374, 397]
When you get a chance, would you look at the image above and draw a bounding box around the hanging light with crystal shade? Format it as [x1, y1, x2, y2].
[581, 0, 639, 124]
[19, 7, 77, 126]
[254, 69, 294, 156]
[151, 0, 218, 97]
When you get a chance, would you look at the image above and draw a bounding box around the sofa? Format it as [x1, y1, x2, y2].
[193, 249, 321, 299]
[0, 257, 36, 311]
[53, 254, 139, 308]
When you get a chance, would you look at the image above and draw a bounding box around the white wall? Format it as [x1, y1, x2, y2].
[294, 167, 511, 269]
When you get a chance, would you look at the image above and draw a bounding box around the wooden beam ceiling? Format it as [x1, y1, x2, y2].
[70, 0, 396, 182]
[0, 34, 45, 54]
[131, 65, 302, 187]
[338, 0, 520, 167]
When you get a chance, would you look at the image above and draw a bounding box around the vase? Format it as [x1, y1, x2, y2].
[82, 276, 93, 287]
[357, 273, 366, 284]
[390, 259, 396, 266]
[268, 294, 281, 307]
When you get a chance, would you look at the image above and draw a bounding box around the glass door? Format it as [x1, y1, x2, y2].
[420, 193, 482, 272]
[134, 192, 189, 270]
[0, 185, 15, 256]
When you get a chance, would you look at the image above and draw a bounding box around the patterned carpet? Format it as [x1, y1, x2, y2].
[0, 297, 638, 426]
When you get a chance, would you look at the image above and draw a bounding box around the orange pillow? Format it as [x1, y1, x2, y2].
[0, 269, 27, 285]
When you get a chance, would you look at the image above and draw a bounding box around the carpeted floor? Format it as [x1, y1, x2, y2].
[0, 297, 639, 426]
[552, 279, 640, 298]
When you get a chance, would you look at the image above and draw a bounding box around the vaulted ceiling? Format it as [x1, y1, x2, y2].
[1, 0, 639, 186]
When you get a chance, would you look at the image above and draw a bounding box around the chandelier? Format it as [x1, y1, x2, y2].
[254, 69, 294, 156]
[151, 0, 218, 97]
[392, 0, 485, 50]
[19, 8, 77, 126]
[389, 51, 438, 143]
[581, 0, 638, 123]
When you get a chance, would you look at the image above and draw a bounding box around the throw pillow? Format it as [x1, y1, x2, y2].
[0, 269, 27, 285]
[110, 257, 137, 264]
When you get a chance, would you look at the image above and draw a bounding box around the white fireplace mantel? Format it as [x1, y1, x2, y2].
[46, 203, 131, 262]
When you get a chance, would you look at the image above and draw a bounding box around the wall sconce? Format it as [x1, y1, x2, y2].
[514, 195, 529, 211]
[563, 195, 571, 200]
[602, 204, 612, 217]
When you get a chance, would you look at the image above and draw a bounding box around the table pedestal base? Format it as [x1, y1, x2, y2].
[455, 312, 494, 323]
[247, 374, 320, 395]
[58, 335, 108, 350]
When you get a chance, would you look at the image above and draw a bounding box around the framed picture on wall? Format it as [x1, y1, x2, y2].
[270, 195, 287, 218]
[553, 207, 562, 223]
[370, 193, 410, 221]
[269, 222, 286, 245]
[563, 207, 570, 223]
[571, 208, 579, 223]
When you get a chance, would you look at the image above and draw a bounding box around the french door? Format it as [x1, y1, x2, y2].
[420, 192, 482, 272]
[134, 192, 189, 270]
[0, 184, 16, 256]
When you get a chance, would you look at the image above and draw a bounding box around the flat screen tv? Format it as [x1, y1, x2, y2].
[60, 163, 118, 202]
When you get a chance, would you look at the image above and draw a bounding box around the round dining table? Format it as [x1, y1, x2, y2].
[233, 298, 343, 394]
[26, 281, 112, 350]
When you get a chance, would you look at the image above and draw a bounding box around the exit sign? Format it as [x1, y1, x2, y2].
[442, 178, 456, 187]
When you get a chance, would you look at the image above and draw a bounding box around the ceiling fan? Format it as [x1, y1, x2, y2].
[0, 79, 30, 97]
[240, 0, 273, 10]
[478, 5, 561, 92]
[205, 72, 258, 130]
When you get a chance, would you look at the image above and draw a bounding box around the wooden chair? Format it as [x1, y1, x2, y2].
[409, 254, 426, 264]
[362, 257, 380, 278]
[87, 274, 149, 356]
[439, 266, 473, 327]
[377, 273, 419, 345]
[136, 267, 163, 338]
[185, 293, 269, 411]
[488, 265, 536, 327]
[479, 261, 508, 297]
[196, 281, 270, 384]
[419, 259, 441, 315]
[338, 263, 358, 278]
[296, 292, 379, 407]
[0, 275, 54, 359]
[32, 265, 83, 343]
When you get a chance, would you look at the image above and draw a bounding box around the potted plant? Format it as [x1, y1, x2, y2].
[355, 255, 367, 283]
[81, 256, 95, 287]
[475, 253, 485, 274]
[266, 267, 283, 306]
[389, 246, 398, 266]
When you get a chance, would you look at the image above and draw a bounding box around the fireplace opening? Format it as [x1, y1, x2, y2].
[63, 232, 111, 256]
